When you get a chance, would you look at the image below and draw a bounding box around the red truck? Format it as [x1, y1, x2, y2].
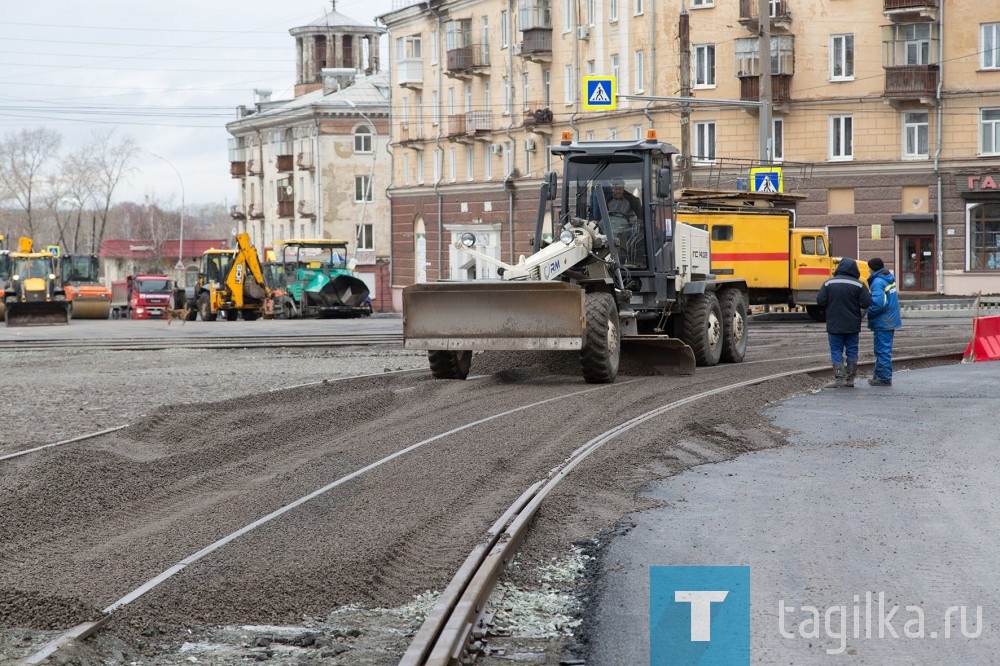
[110, 274, 174, 320]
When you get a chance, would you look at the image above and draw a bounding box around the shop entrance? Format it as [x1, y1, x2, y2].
[898, 235, 935, 291]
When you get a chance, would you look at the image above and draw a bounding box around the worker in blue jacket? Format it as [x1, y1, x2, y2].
[866, 257, 902, 386]
[817, 257, 871, 387]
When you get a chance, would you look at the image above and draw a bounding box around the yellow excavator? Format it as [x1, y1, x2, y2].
[2, 237, 71, 326]
[187, 232, 272, 321]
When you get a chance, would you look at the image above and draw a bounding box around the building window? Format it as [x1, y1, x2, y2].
[610, 54, 620, 80]
[464, 83, 472, 112]
[691, 0, 713, 6]
[586, 130, 595, 141]
[586, 0, 595, 25]
[503, 77, 512, 115]
[522, 74, 530, 112]
[353, 126, 372, 153]
[694, 44, 716, 88]
[980, 108, 1000, 155]
[449, 147, 456, 182]
[633, 124, 642, 140]
[831, 34, 854, 80]
[634, 50, 645, 93]
[830, 115, 853, 160]
[772, 117, 784, 162]
[432, 90, 440, 125]
[970, 204, 1000, 270]
[586, 60, 596, 75]
[983, 23, 1000, 69]
[903, 111, 929, 158]
[634, 0, 643, 16]
[609, 127, 618, 140]
[355, 175, 372, 202]
[564, 65, 574, 104]
[694, 121, 716, 162]
[610, 0, 618, 21]
[465, 145, 474, 181]
[402, 153, 410, 185]
[500, 10, 509, 47]
[417, 152, 425, 184]
[430, 30, 439, 65]
[356, 223, 374, 251]
[902, 22, 931, 65]
[433, 149, 442, 182]
[563, 0, 571, 31]
[396, 35, 422, 60]
[484, 145, 492, 180]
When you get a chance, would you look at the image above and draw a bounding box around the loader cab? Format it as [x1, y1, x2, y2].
[200, 251, 233, 287]
[60, 254, 101, 285]
[552, 137, 676, 275]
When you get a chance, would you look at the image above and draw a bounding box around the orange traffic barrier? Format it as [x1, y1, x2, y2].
[962, 314, 1000, 363]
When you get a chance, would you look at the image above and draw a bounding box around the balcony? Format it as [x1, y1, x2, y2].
[277, 200, 294, 218]
[738, 0, 792, 32]
[739, 74, 792, 104]
[230, 161, 246, 178]
[523, 104, 554, 134]
[247, 203, 265, 219]
[518, 28, 552, 62]
[296, 152, 314, 171]
[398, 123, 426, 148]
[246, 158, 262, 176]
[276, 154, 294, 172]
[883, 65, 938, 103]
[397, 57, 424, 89]
[883, 0, 938, 21]
[446, 44, 490, 77]
[446, 111, 493, 142]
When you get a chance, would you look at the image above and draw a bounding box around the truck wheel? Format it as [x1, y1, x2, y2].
[581, 292, 620, 384]
[198, 293, 217, 322]
[428, 350, 472, 379]
[719, 289, 748, 363]
[682, 292, 724, 367]
[805, 305, 826, 323]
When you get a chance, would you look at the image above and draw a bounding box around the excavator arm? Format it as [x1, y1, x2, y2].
[225, 233, 271, 307]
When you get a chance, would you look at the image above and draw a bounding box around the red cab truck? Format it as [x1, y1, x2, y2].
[110, 274, 174, 319]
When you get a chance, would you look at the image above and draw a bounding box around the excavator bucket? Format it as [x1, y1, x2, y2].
[621, 336, 696, 376]
[403, 281, 586, 350]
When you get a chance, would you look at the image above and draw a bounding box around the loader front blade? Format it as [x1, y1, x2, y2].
[403, 281, 586, 351]
[622, 335, 697, 376]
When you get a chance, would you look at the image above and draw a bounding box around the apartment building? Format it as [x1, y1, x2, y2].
[381, 0, 1000, 307]
[226, 4, 393, 307]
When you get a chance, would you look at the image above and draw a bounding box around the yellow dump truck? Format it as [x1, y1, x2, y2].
[676, 194, 867, 321]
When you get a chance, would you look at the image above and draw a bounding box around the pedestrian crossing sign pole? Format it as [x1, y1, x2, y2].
[582, 76, 616, 111]
[749, 166, 783, 194]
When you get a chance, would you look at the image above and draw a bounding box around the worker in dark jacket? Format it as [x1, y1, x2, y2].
[816, 257, 872, 387]
[866, 257, 902, 386]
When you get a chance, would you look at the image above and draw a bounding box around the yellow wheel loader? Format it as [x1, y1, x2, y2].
[3, 237, 70, 327]
[402, 132, 750, 383]
[189, 232, 272, 321]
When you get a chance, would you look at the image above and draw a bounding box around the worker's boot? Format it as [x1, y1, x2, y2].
[825, 362, 846, 388]
[844, 362, 857, 388]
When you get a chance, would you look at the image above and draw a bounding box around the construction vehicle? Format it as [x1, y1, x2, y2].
[261, 258, 298, 319]
[675, 190, 868, 321]
[402, 131, 750, 383]
[110, 274, 174, 319]
[59, 253, 112, 319]
[190, 232, 271, 321]
[3, 237, 70, 326]
[0, 236, 9, 320]
[274, 239, 371, 318]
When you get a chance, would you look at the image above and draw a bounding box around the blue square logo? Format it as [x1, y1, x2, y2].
[650, 566, 750, 665]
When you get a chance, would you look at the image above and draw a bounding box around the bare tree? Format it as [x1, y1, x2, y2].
[89, 129, 139, 250]
[0, 127, 62, 239]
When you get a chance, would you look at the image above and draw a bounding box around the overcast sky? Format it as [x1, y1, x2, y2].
[0, 0, 395, 208]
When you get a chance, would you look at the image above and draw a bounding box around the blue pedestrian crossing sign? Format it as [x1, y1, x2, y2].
[582, 76, 616, 111]
[749, 167, 783, 193]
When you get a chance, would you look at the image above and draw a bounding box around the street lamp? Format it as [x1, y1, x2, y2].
[148, 151, 185, 270]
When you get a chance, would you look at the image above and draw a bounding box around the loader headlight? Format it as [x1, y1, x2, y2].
[460, 232, 476, 248]
[559, 229, 575, 245]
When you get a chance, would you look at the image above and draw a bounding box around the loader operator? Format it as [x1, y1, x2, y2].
[604, 178, 646, 269]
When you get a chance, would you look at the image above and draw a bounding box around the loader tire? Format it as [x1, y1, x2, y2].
[198, 293, 217, 322]
[581, 292, 620, 384]
[719, 288, 748, 363]
[682, 292, 723, 367]
[428, 350, 472, 380]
